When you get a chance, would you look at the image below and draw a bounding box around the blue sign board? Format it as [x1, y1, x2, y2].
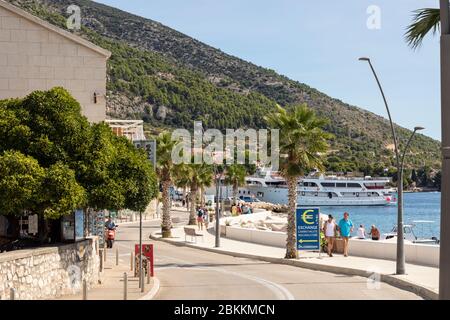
[75, 209, 84, 240]
[296, 208, 320, 250]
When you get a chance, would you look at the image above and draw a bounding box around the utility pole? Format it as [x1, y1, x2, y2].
[439, 0, 450, 300]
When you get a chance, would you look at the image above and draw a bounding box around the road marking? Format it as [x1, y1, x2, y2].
[114, 230, 294, 300]
[156, 264, 294, 300]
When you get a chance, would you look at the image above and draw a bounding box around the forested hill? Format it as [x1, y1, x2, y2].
[7, 0, 442, 173]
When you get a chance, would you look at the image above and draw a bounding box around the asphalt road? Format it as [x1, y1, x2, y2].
[112, 210, 421, 300]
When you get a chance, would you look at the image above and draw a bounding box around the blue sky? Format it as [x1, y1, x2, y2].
[95, 0, 441, 140]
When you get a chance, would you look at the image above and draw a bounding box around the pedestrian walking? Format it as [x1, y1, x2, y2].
[197, 207, 204, 231]
[323, 214, 336, 257]
[203, 207, 209, 229]
[338, 212, 354, 257]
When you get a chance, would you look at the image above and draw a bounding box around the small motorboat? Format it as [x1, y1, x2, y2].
[382, 221, 439, 244]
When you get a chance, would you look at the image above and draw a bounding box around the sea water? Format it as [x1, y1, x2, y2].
[319, 192, 441, 239]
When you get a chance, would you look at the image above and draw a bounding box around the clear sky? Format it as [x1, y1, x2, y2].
[95, 0, 441, 140]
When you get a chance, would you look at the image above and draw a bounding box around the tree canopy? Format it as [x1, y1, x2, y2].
[0, 88, 158, 219]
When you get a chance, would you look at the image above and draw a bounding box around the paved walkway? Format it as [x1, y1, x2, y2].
[57, 245, 159, 300]
[151, 225, 439, 300]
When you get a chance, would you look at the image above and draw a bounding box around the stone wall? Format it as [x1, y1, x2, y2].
[0, 237, 99, 300]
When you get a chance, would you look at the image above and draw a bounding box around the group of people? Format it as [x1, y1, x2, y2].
[196, 207, 209, 231]
[230, 202, 253, 216]
[322, 212, 381, 258]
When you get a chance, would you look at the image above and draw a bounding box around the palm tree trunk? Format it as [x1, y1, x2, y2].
[200, 187, 205, 206]
[161, 179, 172, 238]
[233, 184, 238, 205]
[188, 185, 198, 225]
[285, 176, 298, 259]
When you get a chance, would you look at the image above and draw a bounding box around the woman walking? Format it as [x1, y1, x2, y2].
[197, 207, 204, 231]
[323, 215, 337, 257]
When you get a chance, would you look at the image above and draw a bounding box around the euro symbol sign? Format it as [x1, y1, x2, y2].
[302, 210, 315, 225]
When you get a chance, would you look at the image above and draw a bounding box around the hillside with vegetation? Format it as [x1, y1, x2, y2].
[7, 0, 442, 180]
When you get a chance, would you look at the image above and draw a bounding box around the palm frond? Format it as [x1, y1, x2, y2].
[405, 8, 440, 50]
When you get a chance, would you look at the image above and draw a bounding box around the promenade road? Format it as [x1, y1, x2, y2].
[112, 208, 421, 300]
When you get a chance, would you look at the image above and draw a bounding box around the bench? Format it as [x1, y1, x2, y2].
[184, 227, 204, 243]
[172, 217, 181, 224]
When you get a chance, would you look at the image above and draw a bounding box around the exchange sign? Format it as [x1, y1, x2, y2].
[296, 208, 320, 250]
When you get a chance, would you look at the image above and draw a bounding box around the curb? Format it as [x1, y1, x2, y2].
[150, 233, 438, 300]
[138, 277, 161, 300]
[115, 218, 160, 226]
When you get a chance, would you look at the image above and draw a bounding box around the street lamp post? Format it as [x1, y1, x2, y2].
[439, 0, 450, 300]
[214, 166, 221, 248]
[359, 57, 424, 275]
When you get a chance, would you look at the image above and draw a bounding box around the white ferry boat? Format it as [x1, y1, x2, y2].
[208, 168, 397, 207]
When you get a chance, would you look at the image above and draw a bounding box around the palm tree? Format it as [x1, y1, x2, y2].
[172, 163, 190, 210]
[156, 131, 179, 238]
[225, 164, 247, 205]
[265, 104, 332, 259]
[178, 162, 213, 225]
[405, 7, 441, 49]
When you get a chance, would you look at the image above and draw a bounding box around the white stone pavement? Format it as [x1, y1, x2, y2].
[151, 225, 439, 300]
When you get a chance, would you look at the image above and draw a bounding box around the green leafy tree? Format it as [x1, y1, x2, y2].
[40, 162, 86, 219]
[265, 104, 332, 259]
[0, 88, 158, 242]
[0, 151, 45, 216]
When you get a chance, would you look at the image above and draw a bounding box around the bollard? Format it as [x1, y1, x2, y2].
[123, 273, 128, 300]
[147, 258, 151, 284]
[82, 280, 88, 300]
[116, 247, 119, 266]
[99, 249, 104, 272]
[130, 251, 134, 272]
[10, 288, 16, 300]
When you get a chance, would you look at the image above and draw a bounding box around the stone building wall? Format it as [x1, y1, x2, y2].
[0, 1, 110, 122]
[0, 237, 99, 300]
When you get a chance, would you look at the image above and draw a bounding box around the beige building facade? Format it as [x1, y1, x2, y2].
[0, 0, 111, 122]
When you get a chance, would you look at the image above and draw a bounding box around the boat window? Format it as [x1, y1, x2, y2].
[347, 183, 361, 188]
[301, 191, 305, 196]
[321, 183, 335, 188]
[336, 183, 346, 188]
[257, 192, 264, 197]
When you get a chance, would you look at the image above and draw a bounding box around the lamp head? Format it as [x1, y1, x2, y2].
[358, 57, 370, 62]
[414, 126, 425, 132]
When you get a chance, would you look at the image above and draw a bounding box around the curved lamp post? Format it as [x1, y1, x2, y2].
[359, 57, 424, 275]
